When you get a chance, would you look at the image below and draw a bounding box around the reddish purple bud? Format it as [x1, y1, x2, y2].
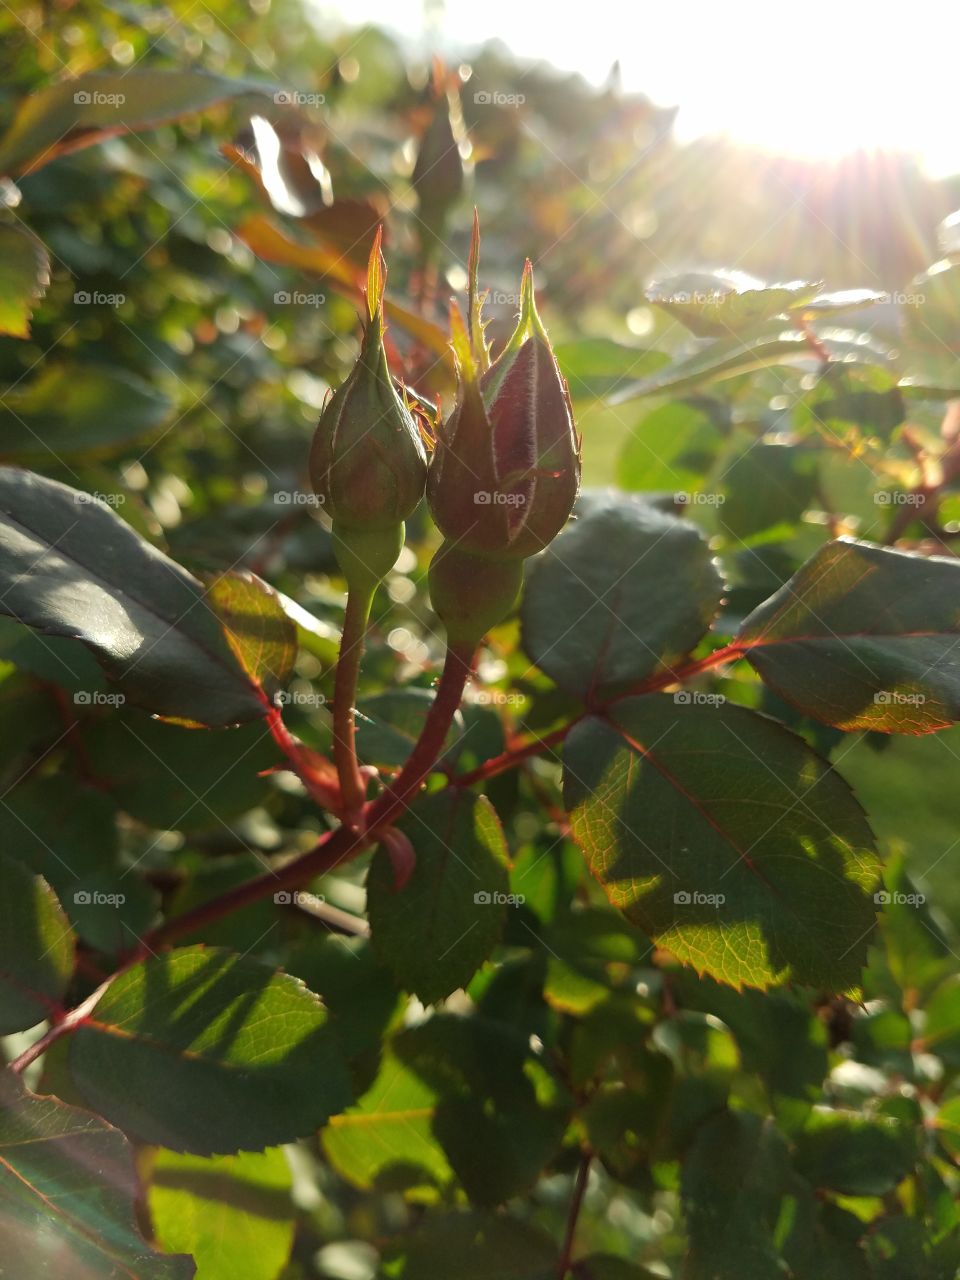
[427, 262, 580, 560]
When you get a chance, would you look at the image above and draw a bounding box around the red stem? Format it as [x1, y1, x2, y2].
[453, 643, 745, 788]
[123, 643, 476, 961]
[332, 584, 375, 821]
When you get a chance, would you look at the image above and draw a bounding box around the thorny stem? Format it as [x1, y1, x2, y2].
[332, 582, 376, 822]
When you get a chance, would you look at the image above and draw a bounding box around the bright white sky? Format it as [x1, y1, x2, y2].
[313, 0, 960, 176]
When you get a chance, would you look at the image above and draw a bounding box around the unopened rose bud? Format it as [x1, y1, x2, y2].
[310, 229, 428, 584]
[427, 260, 580, 561]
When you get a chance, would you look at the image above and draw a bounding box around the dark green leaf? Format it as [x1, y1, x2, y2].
[681, 1109, 810, 1280]
[718, 442, 819, 541]
[0, 1071, 194, 1279]
[0, 468, 265, 726]
[793, 1108, 918, 1195]
[355, 688, 463, 771]
[69, 946, 352, 1155]
[0, 851, 74, 1033]
[0, 366, 171, 463]
[368, 789, 510, 1004]
[563, 696, 881, 990]
[382, 1210, 557, 1279]
[0, 775, 157, 953]
[521, 493, 723, 697]
[739, 538, 960, 732]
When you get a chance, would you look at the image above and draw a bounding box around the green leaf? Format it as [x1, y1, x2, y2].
[554, 337, 670, 399]
[718, 442, 819, 541]
[206, 572, 297, 699]
[921, 976, 960, 1066]
[0, 775, 157, 953]
[672, 972, 828, 1118]
[611, 326, 892, 404]
[610, 326, 811, 403]
[0, 222, 50, 338]
[0, 468, 265, 726]
[738, 538, 960, 733]
[355, 688, 463, 771]
[521, 493, 723, 697]
[574, 1258, 663, 1279]
[563, 696, 881, 991]
[793, 1109, 918, 1195]
[877, 852, 954, 996]
[646, 271, 821, 337]
[616, 400, 723, 495]
[0, 365, 171, 463]
[322, 1049, 454, 1197]
[0, 70, 273, 176]
[394, 1014, 570, 1205]
[68, 946, 352, 1155]
[382, 1211, 557, 1279]
[681, 1110, 813, 1280]
[81, 710, 276, 831]
[899, 261, 960, 391]
[933, 1098, 960, 1160]
[0, 851, 75, 1033]
[367, 789, 510, 1004]
[0, 1071, 194, 1279]
[539, 907, 645, 1014]
[149, 1148, 295, 1280]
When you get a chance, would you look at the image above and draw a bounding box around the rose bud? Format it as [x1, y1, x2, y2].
[310, 228, 429, 584]
[427, 260, 580, 562]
